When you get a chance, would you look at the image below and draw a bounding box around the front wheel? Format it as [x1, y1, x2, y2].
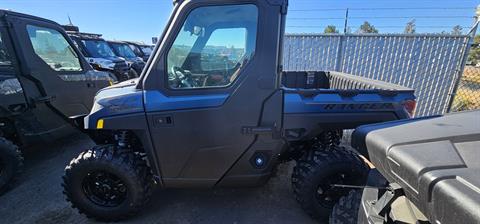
[292, 146, 369, 222]
[0, 138, 23, 195]
[62, 145, 153, 221]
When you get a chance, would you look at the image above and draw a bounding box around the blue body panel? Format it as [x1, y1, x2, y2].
[283, 89, 415, 114]
[143, 91, 228, 113]
[85, 82, 144, 129]
[84, 81, 415, 130]
[84, 80, 229, 128]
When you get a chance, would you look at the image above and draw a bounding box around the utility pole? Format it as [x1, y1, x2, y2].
[343, 8, 349, 34]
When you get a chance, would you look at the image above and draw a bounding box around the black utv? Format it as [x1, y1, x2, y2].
[331, 110, 480, 224]
[0, 10, 113, 194]
[66, 31, 132, 81]
[107, 40, 146, 78]
[125, 41, 154, 62]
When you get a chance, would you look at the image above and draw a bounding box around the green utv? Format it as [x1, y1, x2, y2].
[0, 10, 113, 194]
[62, 0, 416, 222]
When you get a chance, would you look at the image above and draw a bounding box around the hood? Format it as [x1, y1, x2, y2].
[104, 56, 126, 63]
[101, 78, 139, 91]
[124, 57, 145, 65]
[85, 78, 144, 129]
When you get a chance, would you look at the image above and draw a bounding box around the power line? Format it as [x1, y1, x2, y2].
[288, 16, 473, 20]
[288, 17, 344, 20]
[287, 25, 471, 28]
[290, 7, 476, 12]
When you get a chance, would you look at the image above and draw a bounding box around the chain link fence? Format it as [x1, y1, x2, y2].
[283, 27, 478, 116]
[450, 66, 480, 111]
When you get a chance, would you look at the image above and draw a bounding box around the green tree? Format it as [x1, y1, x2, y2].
[452, 25, 463, 35]
[358, 21, 379, 34]
[324, 25, 339, 34]
[468, 35, 480, 65]
[404, 19, 416, 34]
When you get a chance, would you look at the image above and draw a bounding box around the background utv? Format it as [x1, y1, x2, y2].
[62, 0, 416, 222]
[125, 41, 154, 62]
[64, 28, 132, 82]
[0, 10, 112, 194]
[107, 40, 146, 78]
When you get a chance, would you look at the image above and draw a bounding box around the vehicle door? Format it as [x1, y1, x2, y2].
[0, 23, 27, 118]
[142, 0, 284, 187]
[6, 15, 104, 117]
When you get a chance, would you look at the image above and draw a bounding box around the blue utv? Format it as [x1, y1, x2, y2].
[62, 0, 416, 221]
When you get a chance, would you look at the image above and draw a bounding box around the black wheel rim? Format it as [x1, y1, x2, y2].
[82, 171, 127, 207]
[315, 173, 350, 208]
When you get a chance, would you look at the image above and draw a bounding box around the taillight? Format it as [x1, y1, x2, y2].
[402, 99, 417, 118]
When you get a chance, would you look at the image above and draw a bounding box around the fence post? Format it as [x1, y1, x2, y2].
[335, 34, 346, 72]
[445, 18, 479, 113]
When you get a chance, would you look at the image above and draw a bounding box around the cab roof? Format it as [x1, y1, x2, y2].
[107, 40, 128, 45]
[67, 31, 104, 41]
[0, 9, 60, 26]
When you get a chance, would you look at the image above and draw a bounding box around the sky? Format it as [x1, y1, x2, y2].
[0, 0, 478, 44]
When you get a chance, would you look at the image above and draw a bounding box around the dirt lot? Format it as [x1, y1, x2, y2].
[0, 134, 318, 224]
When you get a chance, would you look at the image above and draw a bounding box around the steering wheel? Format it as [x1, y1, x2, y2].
[170, 66, 193, 88]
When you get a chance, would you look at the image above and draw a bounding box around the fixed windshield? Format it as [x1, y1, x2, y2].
[140, 46, 153, 56]
[27, 25, 82, 71]
[82, 39, 116, 58]
[110, 43, 137, 59]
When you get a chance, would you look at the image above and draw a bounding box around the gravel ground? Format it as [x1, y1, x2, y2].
[0, 134, 318, 224]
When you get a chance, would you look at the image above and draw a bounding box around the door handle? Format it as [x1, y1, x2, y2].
[242, 126, 273, 134]
[152, 115, 173, 127]
[242, 124, 281, 138]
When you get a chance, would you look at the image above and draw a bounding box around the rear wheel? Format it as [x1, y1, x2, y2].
[62, 145, 153, 221]
[292, 146, 368, 222]
[0, 137, 23, 195]
[330, 190, 362, 224]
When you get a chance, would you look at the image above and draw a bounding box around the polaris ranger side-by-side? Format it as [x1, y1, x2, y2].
[0, 10, 113, 194]
[62, 0, 416, 221]
[330, 110, 480, 224]
[107, 40, 146, 78]
[65, 30, 132, 81]
[125, 41, 154, 62]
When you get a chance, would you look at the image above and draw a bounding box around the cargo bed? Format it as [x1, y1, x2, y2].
[281, 71, 416, 140]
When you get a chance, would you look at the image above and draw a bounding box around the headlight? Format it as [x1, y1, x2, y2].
[98, 60, 115, 69]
